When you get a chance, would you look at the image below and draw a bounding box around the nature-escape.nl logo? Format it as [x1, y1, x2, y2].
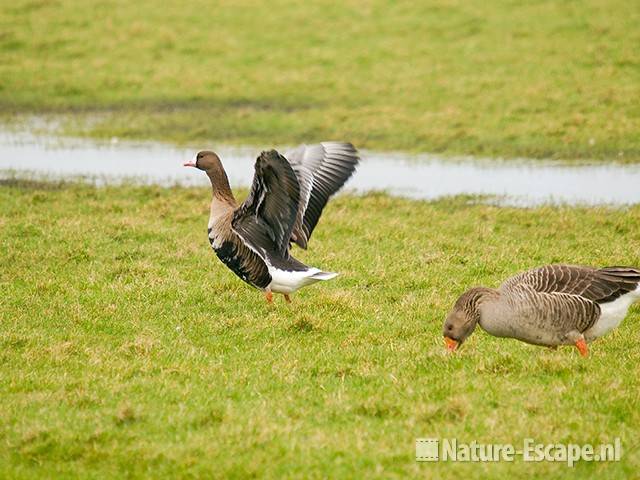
[416, 438, 622, 467]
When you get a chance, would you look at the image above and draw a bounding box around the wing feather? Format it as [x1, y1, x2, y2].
[285, 142, 359, 249]
[503, 264, 640, 304]
[232, 150, 300, 259]
[507, 285, 601, 333]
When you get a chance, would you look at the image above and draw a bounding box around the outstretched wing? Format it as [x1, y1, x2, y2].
[285, 142, 359, 249]
[232, 150, 300, 260]
[502, 264, 640, 304]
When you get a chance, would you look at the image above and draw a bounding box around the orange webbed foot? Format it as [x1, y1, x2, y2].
[265, 291, 273, 304]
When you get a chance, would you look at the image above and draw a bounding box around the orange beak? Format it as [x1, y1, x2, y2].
[444, 337, 459, 352]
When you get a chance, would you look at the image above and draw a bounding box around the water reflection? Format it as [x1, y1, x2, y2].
[1, 130, 639, 207]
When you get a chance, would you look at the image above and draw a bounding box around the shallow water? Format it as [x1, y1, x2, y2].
[1, 130, 639, 207]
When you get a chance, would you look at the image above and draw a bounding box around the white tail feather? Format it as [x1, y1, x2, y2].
[311, 271, 339, 281]
[267, 267, 339, 294]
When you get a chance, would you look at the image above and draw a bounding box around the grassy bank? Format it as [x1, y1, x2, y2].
[1, 0, 640, 160]
[1, 181, 639, 478]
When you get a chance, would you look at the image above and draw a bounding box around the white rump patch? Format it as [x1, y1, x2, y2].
[585, 286, 640, 340]
[267, 267, 338, 294]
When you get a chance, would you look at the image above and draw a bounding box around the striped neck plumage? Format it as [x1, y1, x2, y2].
[459, 287, 500, 317]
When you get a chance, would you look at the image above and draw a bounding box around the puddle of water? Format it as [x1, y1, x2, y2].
[1, 129, 639, 207]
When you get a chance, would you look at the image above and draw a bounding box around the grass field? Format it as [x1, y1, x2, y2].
[2, 0, 640, 477]
[1, 0, 640, 160]
[1, 181, 639, 478]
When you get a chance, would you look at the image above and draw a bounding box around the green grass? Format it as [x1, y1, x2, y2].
[1, 181, 639, 478]
[1, 0, 640, 160]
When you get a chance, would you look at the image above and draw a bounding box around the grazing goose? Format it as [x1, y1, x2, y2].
[184, 143, 359, 303]
[443, 264, 640, 356]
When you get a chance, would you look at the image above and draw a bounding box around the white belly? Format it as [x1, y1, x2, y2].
[585, 286, 640, 340]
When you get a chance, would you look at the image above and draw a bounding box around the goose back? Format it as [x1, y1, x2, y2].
[501, 264, 640, 304]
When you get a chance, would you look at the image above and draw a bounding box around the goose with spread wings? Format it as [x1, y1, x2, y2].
[184, 142, 359, 303]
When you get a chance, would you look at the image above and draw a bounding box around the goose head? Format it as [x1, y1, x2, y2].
[184, 151, 234, 202]
[184, 151, 222, 171]
[443, 287, 496, 351]
[443, 305, 478, 352]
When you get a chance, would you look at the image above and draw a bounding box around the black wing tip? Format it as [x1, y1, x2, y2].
[600, 266, 640, 272]
[291, 235, 308, 250]
[599, 266, 640, 280]
[257, 149, 293, 177]
[259, 149, 284, 162]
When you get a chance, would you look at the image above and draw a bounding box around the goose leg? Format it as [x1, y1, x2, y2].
[284, 294, 292, 304]
[264, 290, 273, 304]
